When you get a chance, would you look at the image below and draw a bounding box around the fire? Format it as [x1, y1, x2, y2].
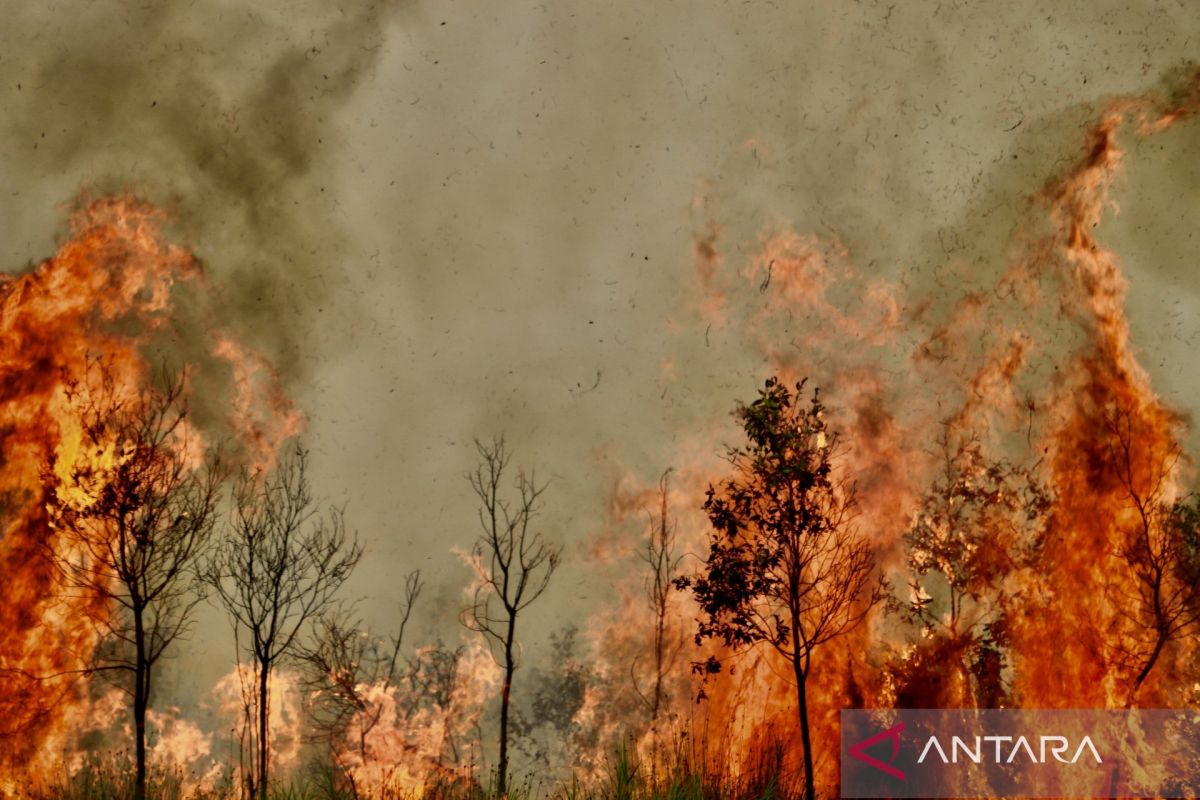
[0, 195, 297, 787]
[330, 639, 500, 795]
[1008, 87, 1200, 711]
[0, 71, 1198, 799]
[583, 72, 1200, 795]
[0, 197, 192, 775]
[214, 666, 307, 781]
[212, 334, 304, 474]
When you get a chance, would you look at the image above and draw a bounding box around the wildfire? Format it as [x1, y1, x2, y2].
[213, 666, 307, 780]
[1, 70, 1198, 800]
[0, 196, 298, 788]
[583, 72, 1200, 795]
[330, 639, 500, 795]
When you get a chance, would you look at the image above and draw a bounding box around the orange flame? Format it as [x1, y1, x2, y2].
[0, 195, 297, 786]
[585, 73, 1200, 795]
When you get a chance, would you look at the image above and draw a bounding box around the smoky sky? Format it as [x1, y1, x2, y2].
[0, 1, 400, 377]
[2, 0, 1200, 719]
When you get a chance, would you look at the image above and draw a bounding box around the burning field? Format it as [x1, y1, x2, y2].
[2, 3, 1200, 800]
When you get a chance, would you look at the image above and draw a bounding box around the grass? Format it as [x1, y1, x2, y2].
[8, 752, 233, 800]
[9, 740, 810, 800]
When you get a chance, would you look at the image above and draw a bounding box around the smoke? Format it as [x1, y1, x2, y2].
[1, 0, 1199, 794]
[572, 67, 1200, 793]
[0, 1, 402, 379]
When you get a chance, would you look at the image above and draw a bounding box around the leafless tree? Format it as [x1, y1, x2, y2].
[205, 445, 362, 800]
[1101, 404, 1200, 706]
[633, 469, 684, 760]
[44, 362, 223, 800]
[461, 437, 562, 796]
[301, 571, 422, 798]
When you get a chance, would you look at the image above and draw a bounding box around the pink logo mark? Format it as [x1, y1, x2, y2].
[848, 722, 906, 780]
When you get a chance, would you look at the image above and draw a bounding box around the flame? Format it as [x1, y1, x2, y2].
[0, 195, 297, 787]
[2, 73, 1199, 799]
[0, 197, 188, 775]
[212, 334, 305, 473]
[213, 665, 307, 783]
[581, 72, 1200, 795]
[1008, 86, 1200, 711]
[330, 639, 500, 795]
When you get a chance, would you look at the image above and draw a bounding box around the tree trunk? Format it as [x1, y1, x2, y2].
[498, 619, 516, 797]
[960, 654, 975, 709]
[652, 610, 665, 724]
[792, 651, 815, 800]
[259, 659, 271, 800]
[134, 608, 148, 800]
[1129, 632, 1167, 707]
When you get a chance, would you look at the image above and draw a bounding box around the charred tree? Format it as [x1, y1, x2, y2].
[461, 437, 561, 797]
[45, 363, 223, 800]
[205, 445, 362, 800]
[399, 641, 472, 770]
[677, 377, 884, 800]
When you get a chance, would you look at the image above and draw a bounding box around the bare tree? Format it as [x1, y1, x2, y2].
[633, 469, 684, 757]
[1101, 404, 1200, 706]
[461, 437, 562, 796]
[45, 362, 223, 800]
[205, 445, 363, 800]
[301, 571, 422, 798]
[677, 378, 884, 800]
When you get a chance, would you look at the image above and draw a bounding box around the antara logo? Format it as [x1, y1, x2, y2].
[848, 722, 906, 780]
[918, 735, 1103, 765]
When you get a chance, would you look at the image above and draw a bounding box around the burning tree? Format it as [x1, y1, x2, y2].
[44, 362, 223, 800]
[896, 427, 1050, 708]
[1100, 403, 1200, 706]
[396, 641, 475, 772]
[205, 445, 362, 800]
[301, 570, 422, 796]
[633, 469, 684, 754]
[678, 377, 884, 800]
[461, 436, 562, 796]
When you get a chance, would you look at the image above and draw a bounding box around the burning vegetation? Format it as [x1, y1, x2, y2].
[0, 74, 1199, 800]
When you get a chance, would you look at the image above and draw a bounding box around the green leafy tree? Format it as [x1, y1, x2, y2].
[678, 377, 883, 800]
